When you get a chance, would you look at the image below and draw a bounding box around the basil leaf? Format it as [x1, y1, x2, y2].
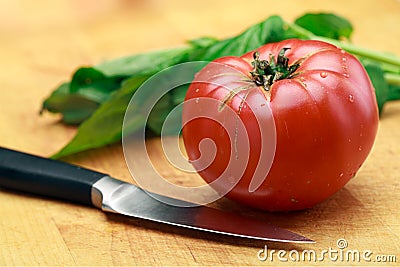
[70, 67, 124, 98]
[362, 60, 389, 114]
[42, 69, 124, 124]
[95, 47, 192, 77]
[51, 76, 150, 159]
[191, 15, 291, 61]
[42, 47, 193, 122]
[70, 67, 106, 93]
[42, 95, 99, 125]
[187, 36, 219, 48]
[295, 13, 353, 40]
[387, 84, 400, 102]
[41, 83, 99, 124]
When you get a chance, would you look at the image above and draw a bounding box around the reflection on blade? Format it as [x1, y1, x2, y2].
[94, 177, 314, 243]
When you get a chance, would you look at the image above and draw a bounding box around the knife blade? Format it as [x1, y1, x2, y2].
[0, 147, 314, 243]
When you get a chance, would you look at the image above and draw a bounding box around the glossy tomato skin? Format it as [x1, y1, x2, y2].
[182, 39, 379, 211]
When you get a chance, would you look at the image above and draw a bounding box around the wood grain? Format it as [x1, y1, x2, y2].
[1, 0, 399, 265]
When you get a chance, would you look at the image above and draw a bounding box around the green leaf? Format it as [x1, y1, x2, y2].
[41, 70, 123, 124]
[70, 67, 124, 100]
[41, 82, 99, 124]
[294, 13, 353, 40]
[95, 47, 193, 77]
[144, 62, 206, 135]
[387, 84, 400, 101]
[362, 60, 389, 114]
[191, 15, 292, 61]
[42, 48, 193, 120]
[42, 95, 100, 125]
[187, 36, 219, 48]
[51, 76, 150, 159]
[147, 85, 189, 135]
[70, 67, 106, 93]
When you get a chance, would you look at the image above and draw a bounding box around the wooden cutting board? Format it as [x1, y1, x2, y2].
[1, 0, 399, 265]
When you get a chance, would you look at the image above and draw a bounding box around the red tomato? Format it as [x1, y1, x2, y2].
[182, 39, 378, 211]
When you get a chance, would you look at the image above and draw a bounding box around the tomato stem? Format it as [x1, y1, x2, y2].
[385, 73, 400, 85]
[250, 48, 299, 91]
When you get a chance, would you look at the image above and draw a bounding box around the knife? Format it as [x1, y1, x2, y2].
[0, 147, 314, 243]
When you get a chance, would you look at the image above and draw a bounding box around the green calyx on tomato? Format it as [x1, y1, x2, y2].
[250, 48, 300, 91]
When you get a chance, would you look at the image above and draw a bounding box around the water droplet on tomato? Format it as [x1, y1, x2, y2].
[343, 73, 350, 78]
[340, 49, 346, 54]
[320, 71, 328, 78]
[342, 57, 347, 62]
[358, 146, 362, 151]
[339, 172, 344, 177]
[348, 94, 355, 102]
[195, 98, 200, 103]
[195, 88, 200, 93]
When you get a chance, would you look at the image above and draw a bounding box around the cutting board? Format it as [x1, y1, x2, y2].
[1, 0, 399, 265]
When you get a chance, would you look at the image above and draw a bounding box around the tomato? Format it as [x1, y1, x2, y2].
[182, 39, 378, 211]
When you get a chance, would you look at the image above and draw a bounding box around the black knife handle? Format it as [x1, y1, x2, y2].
[0, 147, 107, 206]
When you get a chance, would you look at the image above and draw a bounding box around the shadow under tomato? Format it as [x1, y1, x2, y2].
[207, 185, 366, 241]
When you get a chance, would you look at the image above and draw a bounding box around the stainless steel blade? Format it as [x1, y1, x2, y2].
[91, 176, 314, 243]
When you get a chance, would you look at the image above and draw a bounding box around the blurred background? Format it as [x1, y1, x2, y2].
[2, 0, 399, 69]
